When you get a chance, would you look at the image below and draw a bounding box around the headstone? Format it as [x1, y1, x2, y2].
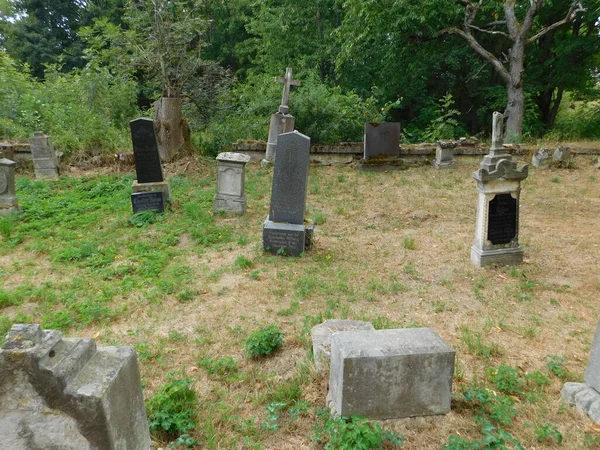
[0, 158, 21, 217]
[434, 140, 456, 169]
[29, 132, 59, 179]
[262, 68, 300, 165]
[214, 152, 251, 214]
[0, 324, 151, 450]
[562, 318, 600, 424]
[471, 112, 528, 267]
[531, 148, 551, 169]
[0, 143, 15, 161]
[131, 191, 165, 214]
[130, 118, 170, 212]
[363, 122, 401, 160]
[552, 146, 571, 164]
[311, 320, 375, 373]
[327, 328, 455, 419]
[263, 131, 314, 256]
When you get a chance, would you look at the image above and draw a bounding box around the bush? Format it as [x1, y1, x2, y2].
[146, 378, 198, 438]
[244, 324, 284, 358]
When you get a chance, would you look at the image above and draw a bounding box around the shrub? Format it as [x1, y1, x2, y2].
[146, 378, 198, 438]
[244, 324, 284, 358]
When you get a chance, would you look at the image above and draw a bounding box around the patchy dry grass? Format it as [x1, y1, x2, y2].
[1, 155, 599, 449]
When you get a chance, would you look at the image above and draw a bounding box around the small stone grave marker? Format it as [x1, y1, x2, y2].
[0, 158, 21, 217]
[434, 140, 456, 169]
[29, 132, 59, 179]
[131, 191, 165, 214]
[214, 152, 251, 214]
[532, 148, 551, 169]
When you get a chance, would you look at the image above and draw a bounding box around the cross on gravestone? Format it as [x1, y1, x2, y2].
[130, 118, 164, 184]
[275, 68, 301, 114]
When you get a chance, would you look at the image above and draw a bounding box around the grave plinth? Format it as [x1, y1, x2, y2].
[0, 158, 21, 217]
[29, 132, 59, 179]
[327, 328, 455, 420]
[471, 112, 528, 267]
[263, 131, 314, 256]
[358, 122, 406, 171]
[214, 152, 251, 214]
[434, 141, 456, 169]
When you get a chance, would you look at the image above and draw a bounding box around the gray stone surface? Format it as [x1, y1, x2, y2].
[363, 122, 400, 160]
[328, 328, 455, 420]
[0, 324, 151, 450]
[434, 141, 456, 169]
[268, 131, 311, 224]
[561, 382, 600, 424]
[532, 149, 552, 169]
[214, 152, 251, 214]
[263, 112, 295, 164]
[311, 320, 375, 373]
[552, 146, 571, 163]
[130, 118, 164, 184]
[29, 132, 59, 179]
[263, 219, 314, 257]
[0, 158, 21, 217]
[585, 320, 600, 391]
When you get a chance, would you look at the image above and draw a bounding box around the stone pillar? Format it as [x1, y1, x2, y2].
[471, 112, 528, 267]
[262, 112, 295, 166]
[213, 152, 251, 214]
[0, 158, 21, 217]
[434, 141, 456, 169]
[29, 132, 59, 179]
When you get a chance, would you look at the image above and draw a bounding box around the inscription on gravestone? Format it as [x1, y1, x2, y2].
[130, 118, 164, 184]
[487, 193, 517, 245]
[131, 192, 164, 214]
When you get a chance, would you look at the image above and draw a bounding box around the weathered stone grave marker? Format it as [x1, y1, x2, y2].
[359, 122, 405, 170]
[130, 118, 170, 213]
[262, 68, 300, 166]
[0, 324, 151, 450]
[214, 152, 251, 214]
[532, 148, 551, 169]
[327, 328, 455, 419]
[434, 140, 456, 169]
[29, 132, 59, 179]
[0, 158, 21, 217]
[471, 112, 528, 267]
[263, 131, 314, 256]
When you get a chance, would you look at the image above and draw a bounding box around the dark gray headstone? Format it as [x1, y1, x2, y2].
[130, 118, 164, 184]
[269, 131, 310, 224]
[364, 122, 400, 160]
[131, 192, 165, 214]
[487, 194, 517, 245]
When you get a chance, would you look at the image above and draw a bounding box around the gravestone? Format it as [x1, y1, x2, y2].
[359, 122, 405, 171]
[562, 318, 600, 424]
[552, 146, 571, 164]
[214, 152, 251, 214]
[263, 131, 314, 256]
[471, 112, 528, 267]
[131, 191, 164, 214]
[29, 132, 59, 179]
[262, 68, 300, 166]
[0, 143, 15, 161]
[0, 158, 21, 217]
[130, 118, 170, 212]
[327, 328, 455, 420]
[434, 140, 456, 169]
[531, 148, 551, 169]
[0, 324, 151, 450]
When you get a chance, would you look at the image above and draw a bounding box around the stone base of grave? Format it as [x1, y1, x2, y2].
[471, 245, 524, 267]
[357, 157, 408, 172]
[561, 382, 600, 424]
[34, 167, 59, 180]
[132, 180, 170, 201]
[263, 218, 314, 256]
[0, 204, 21, 217]
[328, 328, 455, 420]
[214, 194, 247, 215]
[434, 160, 455, 169]
[311, 320, 375, 373]
[0, 324, 150, 450]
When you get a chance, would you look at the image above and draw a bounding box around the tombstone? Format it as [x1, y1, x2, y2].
[130, 118, 170, 212]
[0, 324, 151, 450]
[0, 143, 15, 161]
[595, 157, 600, 169]
[263, 131, 314, 256]
[562, 318, 600, 424]
[327, 328, 455, 419]
[434, 140, 456, 169]
[214, 152, 251, 214]
[262, 68, 300, 166]
[552, 146, 571, 164]
[29, 132, 59, 179]
[359, 122, 405, 171]
[311, 320, 375, 373]
[531, 148, 551, 169]
[471, 112, 528, 267]
[0, 158, 21, 217]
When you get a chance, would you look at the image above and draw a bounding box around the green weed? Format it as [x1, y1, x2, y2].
[402, 237, 415, 250]
[244, 324, 284, 358]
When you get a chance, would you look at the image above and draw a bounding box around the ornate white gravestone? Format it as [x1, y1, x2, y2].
[471, 112, 528, 267]
[213, 152, 251, 214]
[0, 158, 21, 217]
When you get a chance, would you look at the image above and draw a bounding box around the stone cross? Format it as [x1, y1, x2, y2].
[491, 111, 504, 153]
[276, 68, 301, 114]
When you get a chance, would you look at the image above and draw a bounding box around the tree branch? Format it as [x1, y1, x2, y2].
[504, 1, 519, 39]
[527, 1, 586, 43]
[521, 0, 543, 38]
[467, 24, 510, 38]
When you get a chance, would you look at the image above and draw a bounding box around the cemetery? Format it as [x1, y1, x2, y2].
[1, 1, 600, 449]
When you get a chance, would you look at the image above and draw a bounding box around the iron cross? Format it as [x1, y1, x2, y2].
[275, 68, 301, 114]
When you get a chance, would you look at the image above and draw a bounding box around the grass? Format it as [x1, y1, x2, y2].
[1, 156, 599, 448]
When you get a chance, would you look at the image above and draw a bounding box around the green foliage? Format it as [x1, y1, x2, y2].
[545, 355, 568, 379]
[420, 93, 464, 141]
[531, 423, 563, 444]
[199, 356, 239, 379]
[146, 378, 199, 439]
[463, 386, 518, 427]
[313, 409, 404, 449]
[244, 324, 284, 358]
[443, 418, 524, 450]
[488, 364, 525, 396]
[128, 210, 160, 228]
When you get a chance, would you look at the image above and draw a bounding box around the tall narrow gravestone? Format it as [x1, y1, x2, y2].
[262, 68, 300, 166]
[29, 132, 59, 179]
[130, 118, 170, 213]
[0, 158, 21, 217]
[263, 131, 314, 256]
[471, 112, 528, 267]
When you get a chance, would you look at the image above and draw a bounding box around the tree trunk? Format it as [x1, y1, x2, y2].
[503, 40, 525, 142]
[153, 96, 192, 162]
